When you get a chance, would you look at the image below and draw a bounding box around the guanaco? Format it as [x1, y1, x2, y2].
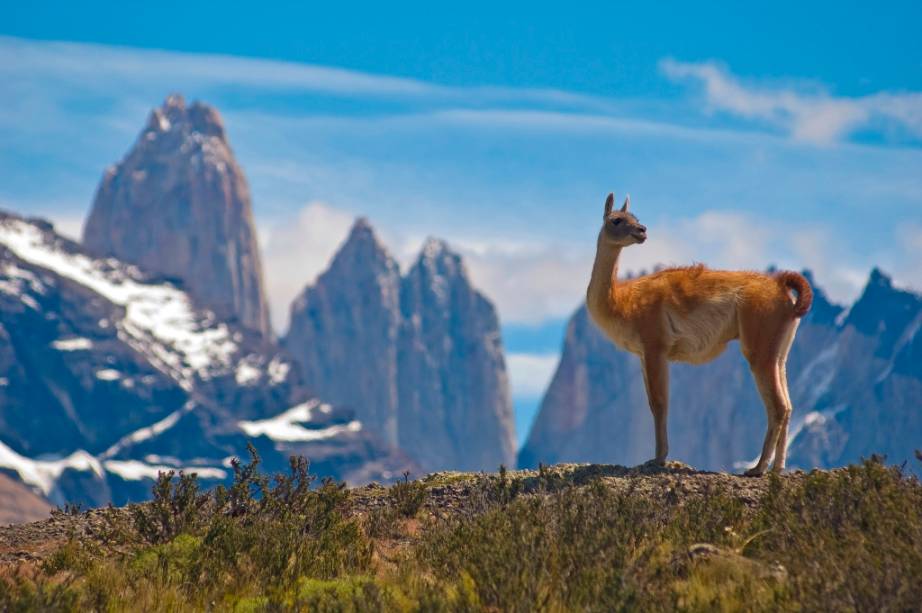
[586, 193, 812, 475]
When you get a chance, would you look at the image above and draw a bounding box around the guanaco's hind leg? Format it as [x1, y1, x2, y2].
[745, 362, 788, 476]
[771, 320, 799, 471]
[640, 351, 670, 465]
[740, 306, 792, 476]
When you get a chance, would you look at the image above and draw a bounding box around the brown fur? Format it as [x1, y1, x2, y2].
[586, 194, 812, 475]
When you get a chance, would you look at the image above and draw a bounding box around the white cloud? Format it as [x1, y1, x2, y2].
[456, 241, 592, 325]
[261, 202, 355, 333]
[898, 223, 922, 253]
[0, 35, 612, 118]
[381, 210, 871, 327]
[894, 223, 922, 294]
[661, 58, 922, 144]
[1, 37, 918, 331]
[0, 36, 440, 98]
[506, 352, 560, 399]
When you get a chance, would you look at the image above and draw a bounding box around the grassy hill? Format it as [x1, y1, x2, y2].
[1, 449, 920, 611]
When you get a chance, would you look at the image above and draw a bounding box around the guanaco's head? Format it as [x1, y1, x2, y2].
[600, 192, 646, 247]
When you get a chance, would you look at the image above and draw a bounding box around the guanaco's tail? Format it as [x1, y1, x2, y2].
[775, 271, 813, 318]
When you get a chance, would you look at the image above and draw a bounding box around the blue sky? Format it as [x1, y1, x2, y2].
[2, 2, 921, 442]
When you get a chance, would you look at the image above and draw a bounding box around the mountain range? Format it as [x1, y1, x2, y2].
[0, 95, 512, 515]
[1, 94, 919, 521]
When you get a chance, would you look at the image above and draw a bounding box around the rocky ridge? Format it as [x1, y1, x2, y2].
[0, 461, 792, 567]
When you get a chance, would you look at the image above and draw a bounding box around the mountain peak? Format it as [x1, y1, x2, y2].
[344, 217, 379, 245]
[330, 218, 395, 272]
[868, 267, 893, 289]
[284, 227, 514, 473]
[843, 267, 922, 352]
[83, 96, 271, 337]
[143, 94, 226, 141]
[163, 92, 185, 110]
[854, 267, 901, 308]
[414, 237, 464, 278]
[421, 237, 451, 258]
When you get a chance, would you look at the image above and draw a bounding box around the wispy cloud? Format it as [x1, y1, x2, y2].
[661, 58, 922, 144]
[2, 36, 920, 326]
[0, 35, 616, 116]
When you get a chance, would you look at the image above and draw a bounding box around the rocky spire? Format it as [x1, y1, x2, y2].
[82, 94, 272, 337]
[284, 219, 403, 445]
[283, 226, 516, 472]
[398, 238, 516, 471]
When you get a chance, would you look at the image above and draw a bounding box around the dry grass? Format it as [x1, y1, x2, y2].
[2, 451, 920, 612]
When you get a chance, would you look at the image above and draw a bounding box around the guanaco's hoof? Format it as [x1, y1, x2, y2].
[743, 466, 766, 477]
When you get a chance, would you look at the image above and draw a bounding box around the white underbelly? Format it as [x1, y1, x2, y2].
[665, 301, 738, 363]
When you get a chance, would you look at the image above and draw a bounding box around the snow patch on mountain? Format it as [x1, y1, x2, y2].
[793, 341, 839, 408]
[235, 358, 262, 385]
[267, 357, 290, 384]
[238, 401, 362, 442]
[0, 440, 103, 495]
[52, 337, 94, 351]
[733, 404, 849, 471]
[95, 369, 121, 381]
[101, 402, 195, 459]
[0, 218, 237, 386]
[103, 459, 226, 481]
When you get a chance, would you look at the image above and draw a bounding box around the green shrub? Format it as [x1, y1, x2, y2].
[749, 459, 922, 611]
[289, 576, 399, 612]
[411, 480, 749, 611]
[2, 456, 920, 612]
[389, 472, 428, 518]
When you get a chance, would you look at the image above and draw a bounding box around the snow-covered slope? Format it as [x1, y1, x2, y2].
[0, 216, 237, 389]
[0, 212, 414, 507]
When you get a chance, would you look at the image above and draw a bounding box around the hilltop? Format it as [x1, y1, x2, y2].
[1, 455, 920, 611]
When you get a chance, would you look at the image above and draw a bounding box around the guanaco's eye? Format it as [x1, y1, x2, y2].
[611, 218, 622, 226]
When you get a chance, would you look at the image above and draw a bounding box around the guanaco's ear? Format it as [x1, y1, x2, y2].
[604, 192, 615, 218]
[620, 194, 631, 213]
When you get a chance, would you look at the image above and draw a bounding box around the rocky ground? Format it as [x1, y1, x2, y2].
[0, 457, 918, 611]
[0, 461, 795, 569]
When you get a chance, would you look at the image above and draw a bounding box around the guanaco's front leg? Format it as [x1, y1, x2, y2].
[640, 351, 670, 465]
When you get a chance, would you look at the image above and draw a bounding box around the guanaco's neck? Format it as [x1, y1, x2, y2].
[586, 232, 622, 320]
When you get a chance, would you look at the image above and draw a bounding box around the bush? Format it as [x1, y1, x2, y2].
[389, 472, 428, 518]
[2, 456, 920, 611]
[749, 459, 922, 611]
[411, 480, 750, 611]
[1, 447, 372, 610]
